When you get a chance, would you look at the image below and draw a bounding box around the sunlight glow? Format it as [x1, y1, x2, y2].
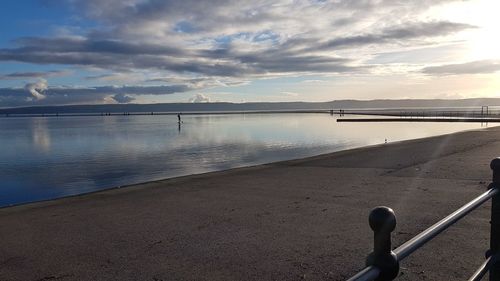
[430, 0, 500, 61]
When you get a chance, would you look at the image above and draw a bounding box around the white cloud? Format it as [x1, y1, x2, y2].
[24, 79, 48, 100]
[281, 91, 299, 97]
[422, 60, 500, 75]
[189, 93, 211, 103]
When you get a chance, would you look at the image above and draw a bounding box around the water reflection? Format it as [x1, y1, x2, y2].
[31, 118, 51, 152]
[0, 114, 492, 206]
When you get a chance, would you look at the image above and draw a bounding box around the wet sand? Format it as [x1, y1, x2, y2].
[2, 126, 500, 280]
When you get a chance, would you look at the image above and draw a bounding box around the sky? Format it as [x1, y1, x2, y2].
[0, 0, 499, 107]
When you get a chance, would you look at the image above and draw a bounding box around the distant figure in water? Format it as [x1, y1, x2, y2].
[177, 113, 181, 123]
[385, 138, 387, 144]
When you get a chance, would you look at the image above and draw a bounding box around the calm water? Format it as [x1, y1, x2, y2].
[0, 114, 491, 207]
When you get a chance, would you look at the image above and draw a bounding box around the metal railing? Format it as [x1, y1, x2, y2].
[347, 158, 500, 281]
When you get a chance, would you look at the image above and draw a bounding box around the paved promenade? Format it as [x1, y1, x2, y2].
[2, 126, 500, 280]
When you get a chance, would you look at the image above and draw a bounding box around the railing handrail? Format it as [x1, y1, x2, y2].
[346, 266, 380, 281]
[346, 158, 500, 281]
[394, 187, 499, 261]
[469, 256, 494, 281]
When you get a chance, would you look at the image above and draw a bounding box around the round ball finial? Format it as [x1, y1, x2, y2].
[491, 158, 500, 171]
[369, 206, 396, 232]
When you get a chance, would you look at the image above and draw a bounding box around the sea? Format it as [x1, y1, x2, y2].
[0, 113, 491, 207]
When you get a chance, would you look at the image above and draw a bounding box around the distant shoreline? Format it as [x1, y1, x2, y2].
[1, 107, 498, 119]
[0, 109, 332, 118]
[2, 97, 500, 115]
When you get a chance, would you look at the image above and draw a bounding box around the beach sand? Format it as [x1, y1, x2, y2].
[2, 125, 500, 280]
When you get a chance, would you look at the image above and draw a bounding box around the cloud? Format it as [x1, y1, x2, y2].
[0, 1, 471, 80]
[422, 60, 500, 75]
[0, 39, 360, 77]
[112, 93, 135, 103]
[311, 21, 475, 51]
[281, 91, 299, 97]
[11, 37, 186, 56]
[0, 70, 70, 80]
[146, 76, 250, 88]
[300, 79, 327, 84]
[24, 79, 48, 100]
[67, 0, 460, 37]
[0, 0, 480, 107]
[189, 93, 211, 103]
[0, 82, 197, 107]
[84, 72, 144, 82]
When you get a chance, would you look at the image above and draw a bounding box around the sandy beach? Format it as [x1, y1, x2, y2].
[1, 125, 500, 280]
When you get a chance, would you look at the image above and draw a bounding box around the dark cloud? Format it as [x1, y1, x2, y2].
[0, 70, 69, 80]
[0, 84, 195, 107]
[383, 21, 475, 39]
[0, 37, 361, 77]
[112, 93, 135, 103]
[85, 74, 120, 80]
[0, 49, 119, 67]
[0, 86, 109, 108]
[312, 21, 475, 51]
[422, 60, 500, 75]
[0, 39, 190, 71]
[12, 37, 186, 56]
[237, 53, 360, 73]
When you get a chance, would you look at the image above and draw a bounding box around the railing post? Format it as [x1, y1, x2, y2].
[490, 158, 500, 280]
[366, 207, 399, 281]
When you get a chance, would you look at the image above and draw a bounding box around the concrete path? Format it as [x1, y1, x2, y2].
[2, 126, 500, 280]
